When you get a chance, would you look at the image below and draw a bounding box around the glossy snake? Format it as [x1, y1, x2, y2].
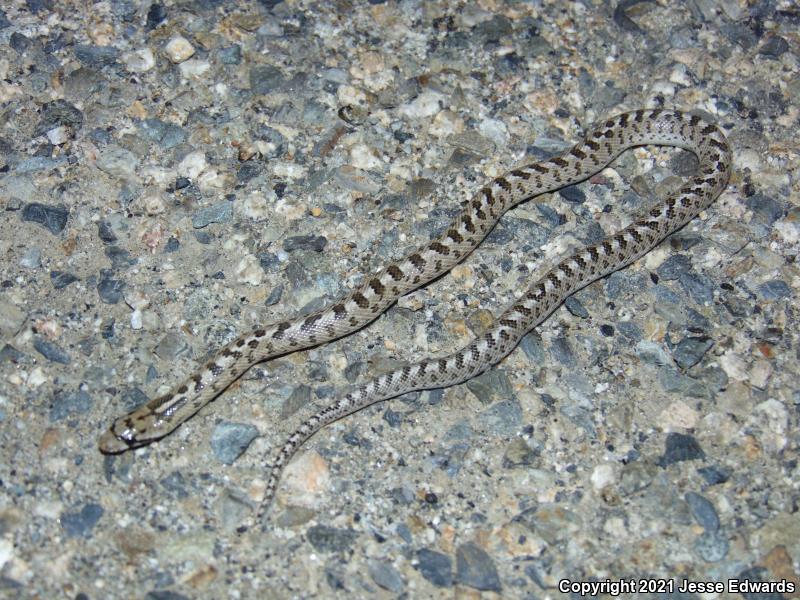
[99, 109, 732, 520]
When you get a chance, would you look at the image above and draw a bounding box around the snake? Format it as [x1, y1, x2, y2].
[98, 109, 732, 521]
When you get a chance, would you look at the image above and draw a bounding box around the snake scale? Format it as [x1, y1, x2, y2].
[99, 109, 732, 520]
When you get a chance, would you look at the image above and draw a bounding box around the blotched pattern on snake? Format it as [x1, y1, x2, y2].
[99, 109, 732, 521]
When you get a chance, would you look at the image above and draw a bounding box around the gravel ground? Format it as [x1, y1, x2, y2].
[0, 1, 798, 598]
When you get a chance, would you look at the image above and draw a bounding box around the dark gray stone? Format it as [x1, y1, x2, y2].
[693, 530, 728, 562]
[685, 491, 720, 532]
[759, 35, 789, 58]
[21, 203, 69, 234]
[50, 271, 79, 289]
[368, 560, 404, 593]
[757, 279, 791, 300]
[697, 465, 730, 486]
[558, 185, 586, 204]
[283, 235, 328, 252]
[34, 338, 71, 365]
[671, 336, 713, 369]
[746, 193, 784, 225]
[219, 45, 242, 64]
[192, 201, 233, 228]
[74, 44, 119, 67]
[564, 297, 589, 318]
[49, 390, 92, 421]
[137, 118, 186, 149]
[679, 272, 714, 305]
[456, 542, 501, 592]
[306, 524, 358, 553]
[249, 65, 286, 94]
[660, 432, 705, 466]
[146, 3, 167, 29]
[61, 503, 103, 537]
[478, 399, 523, 437]
[465, 369, 513, 404]
[97, 270, 124, 304]
[210, 422, 259, 464]
[145, 592, 190, 600]
[34, 100, 84, 136]
[657, 254, 692, 280]
[416, 548, 452, 587]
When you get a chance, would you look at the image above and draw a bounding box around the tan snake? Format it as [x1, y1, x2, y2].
[99, 109, 732, 521]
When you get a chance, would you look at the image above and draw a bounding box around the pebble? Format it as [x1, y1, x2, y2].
[478, 399, 523, 437]
[34, 100, 84, 136]
[283, 235, 328, 253]
[249, 65, 286, 94]
[74, 45, 119, 67]
[33, 339, 71, 365]
[684, 491, 720, 533]
[163, 35, 195, 63]
[415, 548, 452, 587]
[97, 271, 125, 304]
[50, 271, 79, 290]
[368, 560, 404, 593]
[502, 437, 538, 468]
[60, 503, 104, 538]
[210, 422, 259, 465]
[192, 201, 232, 228]
[671, 336, 713, 369]
[95, 146, 139, 180]
[660, 432, 705, 466]
[564, 297, 589, 318]
[306, 525, 358, 553]
[456, 542, 501, 592]
[49, 390, 92, 421]
[693, 530, 729, 562]
[19, 247, 41, 268]
[465, 369, 513, 404]
[757, 279, 791, 300]
[21, 203, 69, 235]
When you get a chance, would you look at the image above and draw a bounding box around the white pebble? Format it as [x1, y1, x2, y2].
[130, 309, 143, 330]
[123, 47, 155, 72]
[349, 143, 383, 171]
[590, 463, 617, 490]
[236, 255, 264, 285]
[398, 90, 444, 119]
[178, 151, 207, 179]
[45, 126, 69, 145]
[164, 35, 195, 63]
[179, 59, 210, 79]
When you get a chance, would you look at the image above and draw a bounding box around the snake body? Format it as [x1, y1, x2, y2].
[99, 109, 731, 519]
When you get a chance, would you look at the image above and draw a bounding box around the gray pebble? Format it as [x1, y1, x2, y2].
[564, 297, 589, 318]
[95, 145, 139, 179]
[660, 432, 705, 466]
[145, 591, 190, 600]
[746, 193, 784, 225]
[0, 344, 27, 364]
[559, 185, 586, 204]
[137, 118, 186, 150]
[280, 384, 311, 418]
[759, 35, 789, 58]
[237, 161, 262, 183]
[619, 462, 657, 496]
[415, 548, 452, 587]
[210, 422, 259, 464]
[465, 369, 513, 404]
[21, 202, 69, 234]
[219, 45, 242, 65]
[697, 465, 731, 486]
[34, 99, 84, 137]
[49, 389, 92, 421]
[50, 270, 79, 289]
[671, 336, 713, 369]
[61, 503, 104, 538]
[264, 285, 283, 306]
[679, 271, 714, 305]
[74, 44, 119, 67]
[97, 270, 125, 304]
[502, 437, 538, 468]
[19, 247, 41, 268]
[549, 336, 577, 367]
[657, 254, 692, 280]
[34, 338, 71, 365]
[456, 542, 502, 592]
[519, 331, 545, 363]
[757, 279, 791, 300]
[154, 333, 188, 361]
[105, 246, 136, 269]
[685, 491, 720, 533]
[693, 530, 728, 562]
[249, 65, 286, 94]
[368, 560, 404, 593]
[0, 9, 9, 29]
[283, 235, 328, 253]
[478, 399, 523, 437]
[306, 524, 358, 553]
[192, 201, 233, 228]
